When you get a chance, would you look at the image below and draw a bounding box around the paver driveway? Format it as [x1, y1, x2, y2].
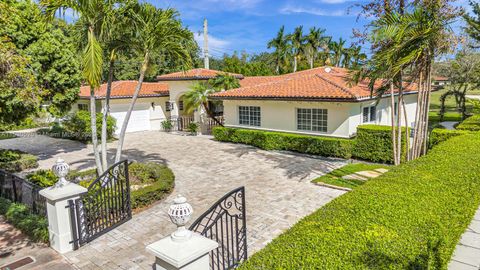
[0, 131, 347, 269]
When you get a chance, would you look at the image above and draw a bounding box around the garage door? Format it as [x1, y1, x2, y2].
[110, 103, 151, 134]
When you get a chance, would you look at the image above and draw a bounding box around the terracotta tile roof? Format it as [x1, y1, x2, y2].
[433, 76, 449, 81]
[79, 81, 169, 99]
[211, 67, 418, 101]
[156, 68, 244, 81]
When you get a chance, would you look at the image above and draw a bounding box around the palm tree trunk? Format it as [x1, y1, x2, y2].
[101, 52, 115, 171]
[411, 72, 423, 160]
[390, 83, 398, 165]
[396, 83, 404, 164]
[114, 50, 149, 163]
[293, 56, 298, 72]
[309, 56, 314, 69]
[422, 61, 433, 155]
[90, 86, 103, 175]
[402, 98, 410, 161]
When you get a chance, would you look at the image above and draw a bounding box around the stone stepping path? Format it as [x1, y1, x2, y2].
[342, 168, 389, 181]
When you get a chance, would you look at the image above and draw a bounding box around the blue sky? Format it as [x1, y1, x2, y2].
[149, 0, 473, 58]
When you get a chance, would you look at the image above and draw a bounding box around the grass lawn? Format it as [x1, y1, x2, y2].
[313, 163, 390, 189]
[0, 133, 16, 140]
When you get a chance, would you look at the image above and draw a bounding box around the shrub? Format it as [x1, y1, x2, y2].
[239, 133, 480, 269]
[0, 197, 48, 242]
[26, 168, 97, 187]
[0, 149, 38, 172]
[353, 125, 408, 164]
[130, 163, 175, 210]
[46, 111, 116, 142]
[161, 119, 173, 132]
[187, 122, 199, 135]
[456, 114, 480, 131]
[0, 133, 16, 140]
[212, 127, 354, 159]
[429, 128, 470, 148]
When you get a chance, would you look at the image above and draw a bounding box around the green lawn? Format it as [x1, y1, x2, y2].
[430, 87, 480, 114]
[313, 163, 390, 189]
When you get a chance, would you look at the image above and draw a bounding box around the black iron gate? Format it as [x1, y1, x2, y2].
[68, 160, 131, 249]
[189, 186, 247, 270]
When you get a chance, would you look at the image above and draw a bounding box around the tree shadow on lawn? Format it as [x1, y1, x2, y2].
[220, 142, 346, 182]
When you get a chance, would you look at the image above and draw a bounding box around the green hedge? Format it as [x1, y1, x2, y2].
[0, 133, 16, 140]
[353, 125, 408, 163]
[0, 197, 49, 242]
[130, 163, 175, 210]
[239, 132, 480, 269]
[212, 127, 354, 159]
[0, 149, 38, 172]
[429, 128, 470, 148]
[456, 114, 480, 131]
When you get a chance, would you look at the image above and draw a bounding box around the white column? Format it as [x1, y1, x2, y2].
[146, 195, 218, 270]
[39, 158, 87, 254]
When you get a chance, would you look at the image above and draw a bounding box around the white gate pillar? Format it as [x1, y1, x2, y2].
[39, 158, 87, 254]
[146, 195, 218, 270]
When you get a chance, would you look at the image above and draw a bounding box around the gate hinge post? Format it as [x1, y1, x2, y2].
[146, 233, 218, 270]
[39, 159, 87, 254]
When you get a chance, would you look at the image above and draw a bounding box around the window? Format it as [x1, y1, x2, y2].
[165, 101, 171, 112]
[297, 108, 328, 132]
[178, 100, 184, 111]
[78, 104, 88, 111]
[238, 106, 260, 126]
[363, 106, 376, 123]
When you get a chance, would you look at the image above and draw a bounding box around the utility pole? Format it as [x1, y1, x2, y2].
[203, 18, 209, 70]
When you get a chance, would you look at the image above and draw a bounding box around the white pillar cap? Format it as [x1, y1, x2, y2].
[39, 183, 87, 202]
[146, 232, 218, 268]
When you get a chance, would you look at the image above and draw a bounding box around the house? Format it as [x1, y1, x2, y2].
[77, 81, 171, 134]
[432, 76, 450, 87]
[210, 67, 419, 138]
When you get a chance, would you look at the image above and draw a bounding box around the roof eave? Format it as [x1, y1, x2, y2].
[79, 93, 170, 100]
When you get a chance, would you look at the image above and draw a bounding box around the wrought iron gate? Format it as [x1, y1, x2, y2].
[68, 160, 131, 249]
[189, 187, 247, 270]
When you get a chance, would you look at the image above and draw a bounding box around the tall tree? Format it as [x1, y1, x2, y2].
[304, 27, 327, 69]
[330, 38, 346, 67]
[288, 26, 305, 72]
[267, 26, 289, 74]
[114, 3, 192, 163]
[210, 73, 240, 90]
[464, 0, 480, 46]
[42, 0, 120, 174]
[350, 45, 367, 69]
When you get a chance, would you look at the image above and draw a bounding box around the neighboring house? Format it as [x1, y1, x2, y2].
[77, 81, 170, 135]
[432, 76, 450, 86]
[210, 67, 419, 138]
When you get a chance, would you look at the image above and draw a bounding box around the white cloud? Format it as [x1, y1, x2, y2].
[194, 33, 231, 56]
[280, 5, 347, 17]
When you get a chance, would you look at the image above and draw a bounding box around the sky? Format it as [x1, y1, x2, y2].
[148, 0, 474, 59]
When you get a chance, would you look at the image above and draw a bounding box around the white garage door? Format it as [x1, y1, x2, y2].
[110, 103, 151, 134]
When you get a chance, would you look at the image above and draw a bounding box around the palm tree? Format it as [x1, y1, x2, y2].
[183, 82, 224, 126]
[341, 46, 353, 68]
[304, 27, 326, 69]
[114, 3, 192, 163]
[350, 45, 367, 69]
[268, 26, 288, 74]
[330, 38, 346, 67]
[210, 73, 240, 91]
[288, 26, 305, 72]
[41, 0, 119, 175]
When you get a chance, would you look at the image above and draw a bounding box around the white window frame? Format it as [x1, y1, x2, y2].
[238, 106, 261, 127]
[296, 108, 328, 133]
[363, 105, 377, 123]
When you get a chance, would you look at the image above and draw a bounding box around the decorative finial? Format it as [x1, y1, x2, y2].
[167, 195, 193, 242]
[52, 158, 70, 188]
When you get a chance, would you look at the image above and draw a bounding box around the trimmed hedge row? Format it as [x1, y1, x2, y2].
[429, 128, 470, 148]
[239, 132, 480, 269]
[353, 125, 408, 163]
[130, 163, 175, 210]
[0, 197, 49, 242]
[213, 126, 406, 163]
[213, 127, 354, 159]
[456, 114, 480, 131]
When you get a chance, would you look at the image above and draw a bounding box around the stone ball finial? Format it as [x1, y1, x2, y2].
[168, 194, 193, 242]
[52, 158, 70, 188]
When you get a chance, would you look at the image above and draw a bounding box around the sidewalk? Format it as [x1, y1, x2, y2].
[448, 207, 480, 269]
[0, 216, 74, 270]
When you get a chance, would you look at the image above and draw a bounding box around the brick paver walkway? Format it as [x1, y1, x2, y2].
[0, 131, 347, 269]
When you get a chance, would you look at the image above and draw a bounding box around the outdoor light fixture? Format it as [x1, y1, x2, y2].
[168, 194, 193, 242]
[52, 158, 70, 188]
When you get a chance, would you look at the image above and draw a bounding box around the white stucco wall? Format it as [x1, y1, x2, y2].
[223, 94, 418, 138]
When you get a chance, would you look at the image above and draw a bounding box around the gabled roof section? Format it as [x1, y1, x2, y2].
[211, 67, 418, 101]
[79, 81, 169, 99]
[156, 68, 244, 81]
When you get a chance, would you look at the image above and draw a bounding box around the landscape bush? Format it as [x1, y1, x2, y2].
[130, 162, 175, 210]
[212, 127, 354, 159]
[0, 197, 49, 242]
[26, 168, 97, 187]
[239, 132, 480, 269]
[429, 128, 470, 148]
[0, 149, 38, 172]
[456, 114, 480, 131]
[0, 133, 16, 140]
[353, 125, 408, 163]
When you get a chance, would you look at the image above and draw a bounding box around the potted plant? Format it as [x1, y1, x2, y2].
[161, 119, 173, 132]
